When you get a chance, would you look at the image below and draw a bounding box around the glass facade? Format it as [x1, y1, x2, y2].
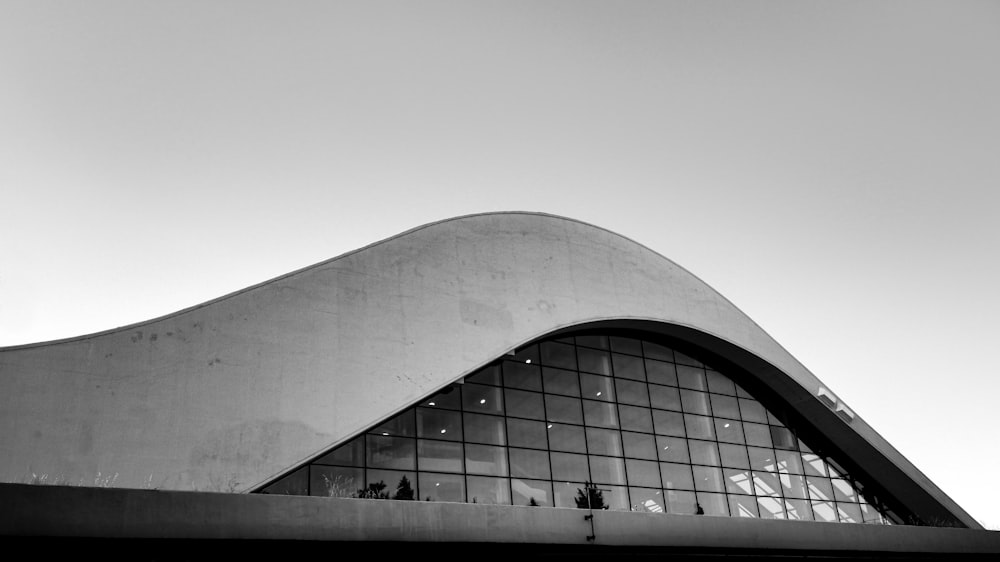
[259, 333, 892, 524]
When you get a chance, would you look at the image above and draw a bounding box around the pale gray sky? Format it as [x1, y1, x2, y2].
[2, 1, 998, 527]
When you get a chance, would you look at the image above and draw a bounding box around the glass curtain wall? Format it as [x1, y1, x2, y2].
[259, 333, 891, 524]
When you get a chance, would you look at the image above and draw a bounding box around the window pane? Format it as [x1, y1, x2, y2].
[462, 384, 504, 415]
[680, 389, 711, 415]
[676, 365, 707, 390]
[685, 414, 715, 440]
[780, 473, 809, 499]
[748, 446, 777, 472]
[612, 353, 645, 381]
[807, 476, 835, 501]
[578, 347, 612, 375]
[645, 359, 678, 387]
[802, 453, 828, 477]
[812, 500, 838, 522]
[547, 423, 587, 453]
[674, 351, 703, 368]
[838, 502, 863, 523]
[770, 426, 796, 450]
[366, 469, 416, 499]
[466, 365, 501, 386]
[503, 361, 542, 391]
[553, 481, 586, 508]
[509, 447, 550, 479]
[586, 427, 624, 457]
[758, 496, 786, 519]
[666, 490, 698, 514]
[775, 449, 804, 474]
[310, 466, 361, 498]
[366, 434, 416, 470]
[615, 378, 650, 406]
[656, 435, 690, 463]
[580, 373, 615, 402]
[649, 385, 681, 411]
[710, 394, 740, 420]
[832, 478, 857, 503]
[630, 487, 666, 513]
[744, 423, 773, 448]
[542, 367, 580, 397]
[540, 341, 577, 370]
[619, 404, 653, 433]
[505, 388, 545, 420]
[464, 413, 506, 445]
[583, 400, 619, 428]
[590, 455, 627, 485]
[599, 485, 631, 512]
[545, 395, 583, 424]
[715, 419, 745, 444]
[652, 409, 685, 436]
[507, 418, 548, 449]
[263, 466, 308, 495]
[753, 471, 781, 497]
[697, 492, 729, 515]
[689, 440, 721, 466]
[416, 408, 462, 441]
[551, 452, 590, 481]
[512, 478, 552, 507]
[625, 458, 661, 488]
[660, 462, 694, 490]
[622, 431, 657, 460]
[739, 399, 767, 423]
[642, 341, 674, 362]
[706, 370, 736, 396]
[576, 335, 608, 350]
[417, 439, 464, 473]
[693, 465, 725, 493]
[723, 468, 754, 495]
[512, 345, 539, 365]
[785, 498, 813, 520]
[371, 409, 416, 437]
[419, 472, 464, 502]
[465, 443, 508, 476]
[719, 443, 750, 469]
[730, 494, 759, 517]
[422, 386, 462, 410]
[610, 336, 643, 356]
[467, 476, 511, 505]
[315, 435, 364, 467]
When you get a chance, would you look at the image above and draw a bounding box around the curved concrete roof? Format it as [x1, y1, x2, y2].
[0, 212, 977, 527]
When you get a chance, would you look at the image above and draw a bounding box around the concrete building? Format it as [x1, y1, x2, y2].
[1, 212, 997, 558]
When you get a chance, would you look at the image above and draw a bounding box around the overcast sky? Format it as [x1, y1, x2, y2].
[2, 1, 998, 528]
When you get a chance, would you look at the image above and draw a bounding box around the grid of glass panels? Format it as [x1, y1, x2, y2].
[260, 334, 891, 524]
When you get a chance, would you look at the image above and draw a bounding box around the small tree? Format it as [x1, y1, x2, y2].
[575, 481, 607, 510]
[393, 475, 414, 500]
[356, 480, 389, 499]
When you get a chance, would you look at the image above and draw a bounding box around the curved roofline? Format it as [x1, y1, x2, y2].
[1, 211, 755, 353]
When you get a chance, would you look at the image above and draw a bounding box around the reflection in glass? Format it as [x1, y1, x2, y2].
[652, 410, 685, 437]
[612, 353, 645, 381]
[812, 501, 838, 522]
[808, 476, 835, 501]
[630, 487, 665, 513]
[730, 494, 759, 517]
[467, 476, 511, 505]
[503, 361, 542, 391]
[689, 440, 721, 466]
[780, 473, 809, 499]
[649, 384, 681, 411]
[505, 389, 545, 420]
[748, 446, 776, 472]
[666, 490, 698, 514]
[610, 336, 643, 356]
[706, 370, 736, 396]
[580, 373, 615, 402]
[698, 492, 729, 515]
[676, 365, 707, 390]
[540, 341, 577, 370]
[583, 400, 619, 428]
[367, 435, 416, 470]
[547, 423, 587, 453]
[507, 418, 548, 449]
[553, 481, 585, 508]
[693, 465, 725, 493]
[715, 419, 745, 444]
[462, 384, 504, 415]
[785, 498, 813, 520]
[416, 408, 462, 441]
[310, 466, 361, 498]
[545, 395, 583, 424]
[466, 365, 501, 387]
[752, 471, 781, 497]
[645, 359, 678, 387]
[657, 435, 690, 463]
[419, 472, 464, 502]
[838, 502, 863, 523]
[619, 404, 654, 433]
[551, 452, 590, 482]
[710, 394, 740, 419]
[372, 410, 416, 437]
[775, 449, 803, 474]
[315, 435, 364, 467]
[622, 431, 657, 460]
[590, 455, 627, 485]
[719, 443, 750, 469]
[642, 341, 673, 362]
[542, 367, 580, 397]
[509, 447, 551, 479]
[685, 414, 715, 440]
[832, 478, 857, 503]
[739, 399, 767, 423]
[661, 462, 695, 490]
[758, 496, 786, 519]
[264, 466, 308, 495]
[465, 443, 508, 476]
[680, 390, 711, 415]
[464, 413, 506, 445]
[625, 458, 661, 488]
[723, 468, 753, 495]
[418, 439, 463, 473]
[577, 347, 612, 376]
[512, 478, 552, 506]
[586, 427, 623, 457]
[615, 378, 649, 406]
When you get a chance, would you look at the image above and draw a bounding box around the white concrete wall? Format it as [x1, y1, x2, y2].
[0, 213, 967, 522]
